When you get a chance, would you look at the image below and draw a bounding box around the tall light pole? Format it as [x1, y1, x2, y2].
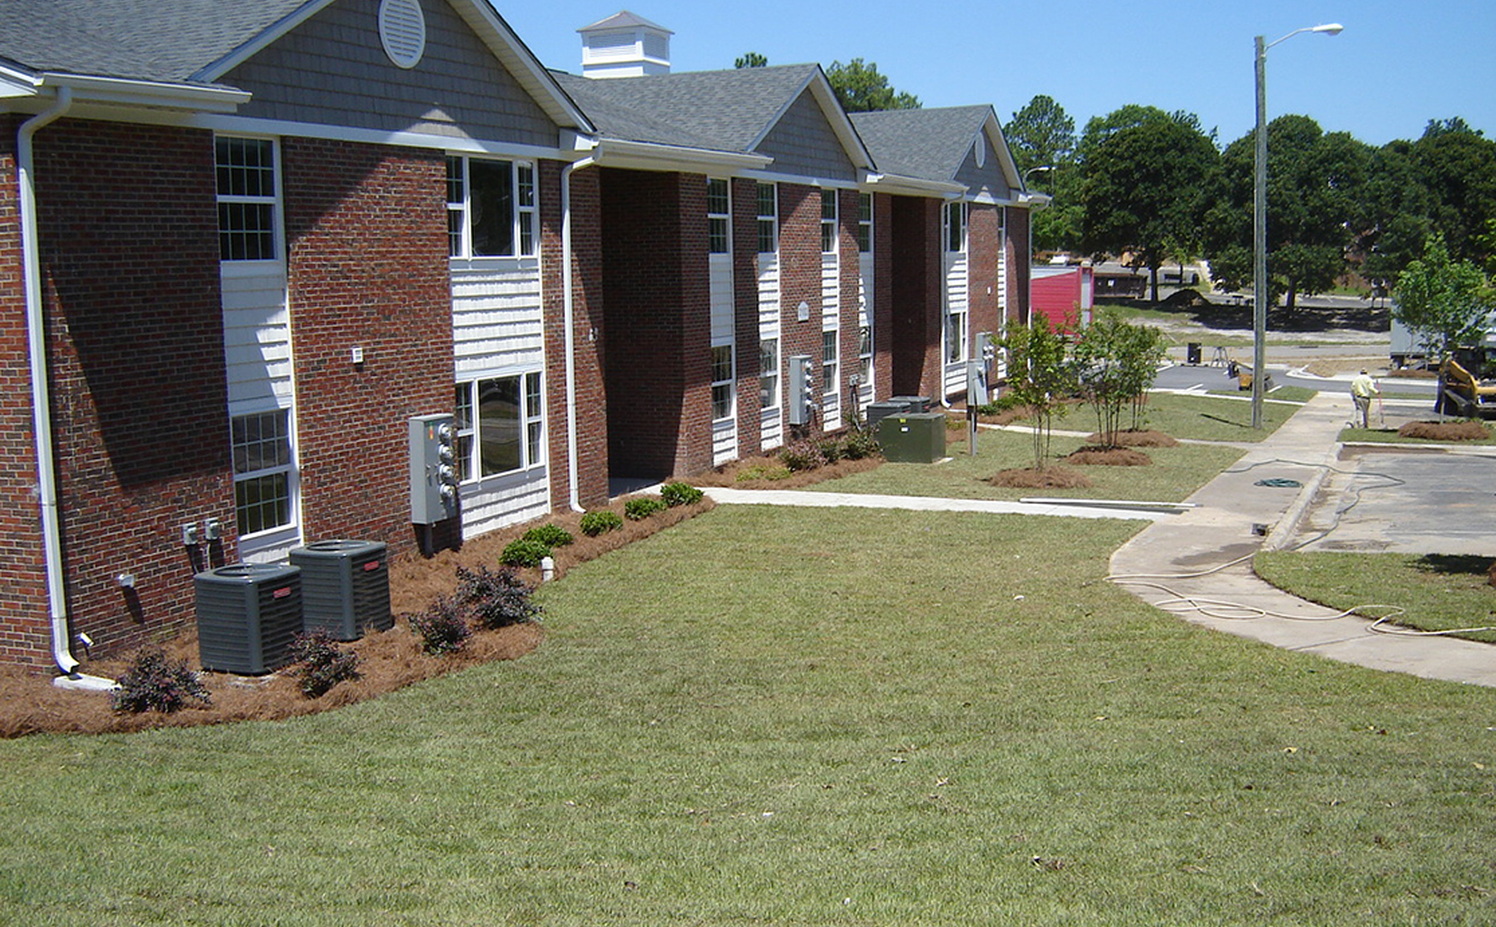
[1252, 22, 1343, 429]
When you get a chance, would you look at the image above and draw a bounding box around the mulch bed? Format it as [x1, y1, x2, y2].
[689, 454, 882, 490]
[1065, 446, 1154, 466]
[0, 498, 715, 738]
[1397, 421, 1491, 441]
[1084, 429, 1178, 448]
[989, 465, 1093, 489]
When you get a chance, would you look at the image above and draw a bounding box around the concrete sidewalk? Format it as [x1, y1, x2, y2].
[1109, 391, 1496, 688]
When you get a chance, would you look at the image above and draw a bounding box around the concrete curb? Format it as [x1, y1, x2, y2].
[1262, 454, 1332, 552]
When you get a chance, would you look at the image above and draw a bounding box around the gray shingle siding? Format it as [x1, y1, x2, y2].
[224, 0, 558, 146]
[954, 134, 1013, 201]
[753, 89, 855, 181]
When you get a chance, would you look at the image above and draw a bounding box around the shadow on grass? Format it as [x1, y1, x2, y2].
[1414, 554, 1493, 578]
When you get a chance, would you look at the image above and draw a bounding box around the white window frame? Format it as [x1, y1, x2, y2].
[215, 135, 282, 264]
[760, 338, 779, 410]
[822, 328, 839, 400]
[945, 200, 968, 254]
[230, 405, 299, 540]
[708, 177, 731, 254]
[446, 156, 537, 260]
[820, 188, 838, 254]
[858, 322, 873, 388]
[454, 370, 545, 483]
[857, 193, 873, 254]
[756, 182, 778, 255]
[711, 344, 735, 422]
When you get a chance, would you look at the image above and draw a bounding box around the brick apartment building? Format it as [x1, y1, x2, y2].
[0, 0, 1038, 676]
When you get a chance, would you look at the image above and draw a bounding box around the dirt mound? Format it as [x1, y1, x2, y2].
[3, 499, 714, 738]
[1397, 421, 1491, 441]
[1066, 446, 1153, 466]
[1084, 429, 1178, 448]
[989, 466, 1093, 489]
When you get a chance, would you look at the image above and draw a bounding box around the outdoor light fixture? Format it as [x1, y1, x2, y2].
[1252, 23, 1343, 428]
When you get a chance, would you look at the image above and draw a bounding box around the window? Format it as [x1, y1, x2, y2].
[820, 189, 838, 254]
[446, 156, 537, 259]
[454, 372, 544, 480]
[859, 324, 872, 386]
[711, 345, 735, 421]
[216, 137, 277, 262]
[756, 183, 777, 254]
[822, 329, 839, 396]
[946, 201, 967, 253]
[857, 193, 873, 253]
[231, 409, 295, 536]
[707, 178, 730, 254]
[760, 338, 779, 409]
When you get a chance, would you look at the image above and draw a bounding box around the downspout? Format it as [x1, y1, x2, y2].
[560, 155, 596, 513]
[17, 87, 102, 685]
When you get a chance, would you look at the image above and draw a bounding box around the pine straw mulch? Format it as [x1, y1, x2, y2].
[988, 465, 1093, 489]
[1065, 446, 1154, 466]
[1397, 420, 1492, 441]
[0, 498, 715, 739]
[1084, 429, 1178, 448]
[688, 454, 883, 490]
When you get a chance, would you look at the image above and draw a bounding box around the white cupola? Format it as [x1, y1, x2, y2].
[578, 10, 672, 79]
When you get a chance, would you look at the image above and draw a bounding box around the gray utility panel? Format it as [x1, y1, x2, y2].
[290, 539, 392, 641]
[195, 563, 303, 674]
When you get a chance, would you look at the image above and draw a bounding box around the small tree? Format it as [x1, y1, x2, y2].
[1072, 311, 1166, 444]
[997, 317, 1076, 470]
[825, 58, 920, 113]
[1393, 233, 1494, 361]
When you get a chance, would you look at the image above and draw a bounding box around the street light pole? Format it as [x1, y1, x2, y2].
[1252, 23, 1343, 429]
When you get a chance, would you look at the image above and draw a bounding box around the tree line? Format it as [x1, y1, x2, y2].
[1004, 95, 1496, 310]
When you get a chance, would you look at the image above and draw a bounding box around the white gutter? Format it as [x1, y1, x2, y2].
[592, 138, 772, 173]
[17, 87, 105, 686]
[561, 155, 596, 513]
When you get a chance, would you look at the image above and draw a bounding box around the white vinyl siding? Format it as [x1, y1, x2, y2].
[821, 217, 841, 429]
[758, 251, 782, 450]
[943, 202, 970, 401]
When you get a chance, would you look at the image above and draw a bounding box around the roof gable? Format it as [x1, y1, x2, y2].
[852, 105, 1023, 197]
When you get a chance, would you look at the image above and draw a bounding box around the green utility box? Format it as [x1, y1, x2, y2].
[876, 412, 946, 463]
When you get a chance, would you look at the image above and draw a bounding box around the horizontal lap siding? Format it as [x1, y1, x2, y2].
[222, 269, 294, 409]
[943, 253, 969, 400]
[757, 253, 781, 449]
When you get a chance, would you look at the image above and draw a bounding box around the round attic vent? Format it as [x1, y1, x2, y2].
[974, 137, 986, 168]
[378, 0, 427, 69]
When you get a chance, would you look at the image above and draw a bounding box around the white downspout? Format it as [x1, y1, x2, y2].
[18, 87, 107, 686]
[560, 155, 595, 513]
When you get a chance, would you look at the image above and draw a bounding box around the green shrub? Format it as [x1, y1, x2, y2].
[580, 510, 624, 536]
[779, 440, 827, 472]
[289, 631, 361, 699]
[501, 537, 552, 567]
[457, 565, 542, 629]
[660, 482, 704, 507]
[523, 524, 574, 548]
[736, 463, 792, 482]
[839, 429, 881, 460]
[817, 438, 845, 464]
[110, 648, 212, 714]
[408, 596, 471, 655]
[624, 497, 667, 520]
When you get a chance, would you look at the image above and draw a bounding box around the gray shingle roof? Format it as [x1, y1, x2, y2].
[0, 0, 312, 85]
[577, 10, 672, 35]
[851, 106, 992, 182]
[554, 64, 820, 154]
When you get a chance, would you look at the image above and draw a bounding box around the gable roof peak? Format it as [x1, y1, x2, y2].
[578, 10, 673, 34]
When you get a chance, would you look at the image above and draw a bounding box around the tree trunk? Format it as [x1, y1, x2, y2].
[1149, 264, 1159, 303]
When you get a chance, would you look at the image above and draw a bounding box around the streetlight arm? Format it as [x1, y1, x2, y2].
[1266, 22, 1343, 51]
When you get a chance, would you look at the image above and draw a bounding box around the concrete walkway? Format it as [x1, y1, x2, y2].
[704, 392, 1496, 688]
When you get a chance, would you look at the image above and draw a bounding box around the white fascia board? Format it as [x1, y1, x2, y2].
[1018, 191, 1052, 211]
[192, 113, 575, 161]
[39, 73, 249, 112]
[195, 0, 333, 81]
[863, 171, 965, 198]
[0, 64, 40, 99]
[982, 109, 1024, 191]
[445, 0, 595, 133]
[593, 138, 772, 173]
[741, 168, 858, 189]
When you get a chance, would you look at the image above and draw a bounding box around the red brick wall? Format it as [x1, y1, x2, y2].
[599, 168, 710, 478]
[27, 119, 231, 664]
[540, 160, 608, 511]
[836, 188, 863, 425]
[1006, 206, 1031, 325]
[0, 117, 52, 668]
[871, 193, 894, 401]
[281, 138, 452, 554]
[889, 196, 942, 398]
[969, 203, 1002, 354]
[775, 183, 823, 440]
[731, 178, 762, 453]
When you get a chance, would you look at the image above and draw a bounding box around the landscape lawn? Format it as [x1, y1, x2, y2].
[1255, 549, 1496, 644]
[2, 506, 1494, 926]
[1338, 425, 1496, 446]
[1139, 391, 1309, 437]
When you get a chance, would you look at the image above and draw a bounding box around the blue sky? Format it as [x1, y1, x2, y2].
[504, 1, 1495, 148]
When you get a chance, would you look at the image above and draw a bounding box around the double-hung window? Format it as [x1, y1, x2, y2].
[822, 330, 839, 398]
[707, 178, 731, 254]
[857, 193, 873, 253]
[231, 409, 295, 537]
[756, 183, 777, 254]
[946, 201, 967, 253]
[710, 346, 734, 421]
[760, 338, 779, 410]
[446, 156, 537, 259]
[454, 372, 544, 481]
[820, 189, 838, 253]
[945, 202, 969, 363]
[216, 137, 278, 262]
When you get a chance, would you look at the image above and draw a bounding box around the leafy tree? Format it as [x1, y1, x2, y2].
[1079, 110, 1219, 301]
[1004, 95, 1080, 253]
[996, 317, 1076, 470]
[1411, 119, 1496, 270]
[1204, 115, 1370, 311]
[735, 51, 768, 69]
[825, 58, 920, 113]
[1071, 311, 1167, 444]
[1354, 140, 1436, 288]
[1393, 233, 1494, 360]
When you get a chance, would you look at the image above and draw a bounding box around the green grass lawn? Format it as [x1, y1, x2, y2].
[2, 507, 1494, 926]
[1339, 425, 1496, 445]
[1256, 550, 1496, 643]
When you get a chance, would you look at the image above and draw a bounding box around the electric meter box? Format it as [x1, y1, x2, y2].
[876, 412, 946, 463]
[410, 414, 459, 525]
